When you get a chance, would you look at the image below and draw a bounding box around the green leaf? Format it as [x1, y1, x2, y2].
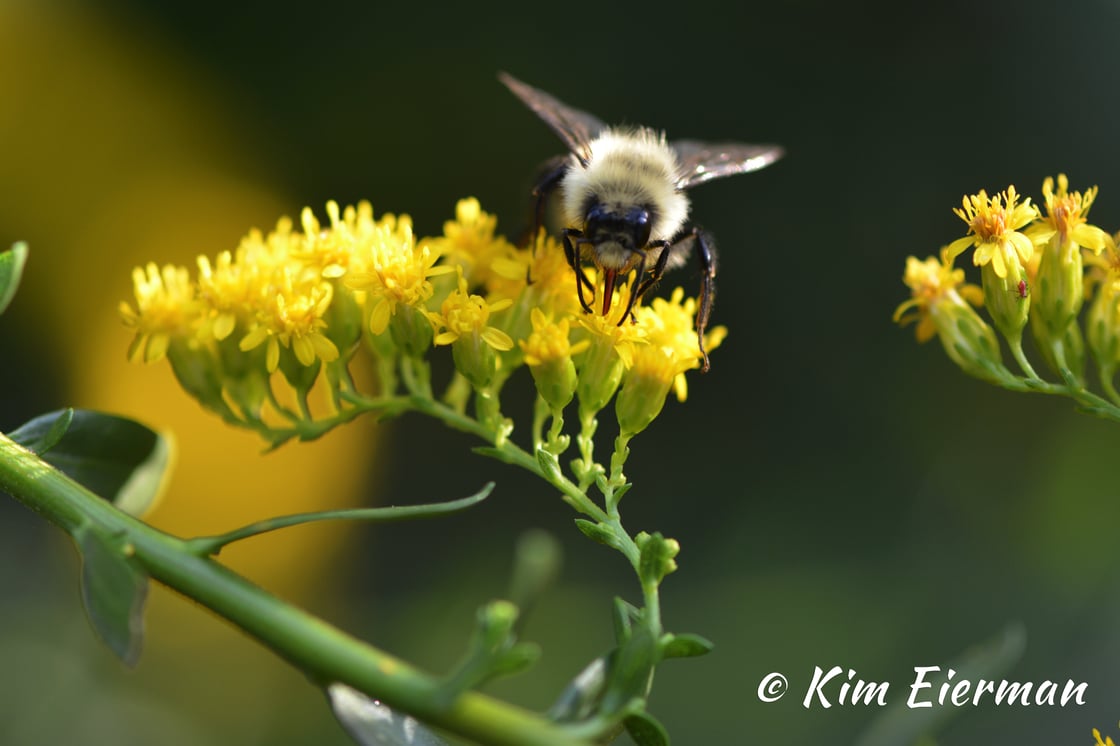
[75, 525, 149, 666]
[573, 519, 621, 549]
[10, 410, 172, 518]
[186, 483, 494, 555]
[0, 241, 28, 316]
[612, 597, 638, 644]
[600, 619, 657, 716]
[471, 445, 519, 466]
[659, 632, 714, 660]
[327, 684, 450, 746]
[854, 623, 1026, 746]
[623, 710, 670, 746]
[535, 447, 563, 482]
[8, 408, 74, 454]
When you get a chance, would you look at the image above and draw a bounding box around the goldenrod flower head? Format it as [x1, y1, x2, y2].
[1031, 174, 1109, 255]
[894, 248, 1002, 380]
[574, 286, 647, 415]
[292, 201, 355, 279]
[431, 270, 514, 351]
[238, 270, 339, 372]
[520, 308, 588, 410]
[345, 214, 452, 336]
[1086, 236, 1120, 368]
[428, 197, 517, 287]
[633, 288, 727, 403]
[1027, 175, 1108, 341]
[120, 263, 202, 363]
[894, 249, 984, 342]
[429, 269, 514, 389]
[196, 250, 255, 341]
[577, 286, 646, 368]
[520, 308, 589, 366]
[948, 186, 1040, 279]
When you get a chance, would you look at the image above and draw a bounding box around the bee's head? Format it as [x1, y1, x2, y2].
[585, 202, 652, 259]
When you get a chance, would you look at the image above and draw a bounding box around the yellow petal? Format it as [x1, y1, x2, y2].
[213, 313, 236, 341]
[312, 334, 340, 362]
[368, 298, 391, 335]
[434, 331, 459, 346]
[293, 336, 315, 366]
[266, 338, 280, 372]
[1073, 223, 1109, 253]
[946, 236, 975, 261]
[145, 333, 170, 363]
[240, 325, 269, 351]
[481, 327, 514, 351]
[1009, 232, 1034, 263]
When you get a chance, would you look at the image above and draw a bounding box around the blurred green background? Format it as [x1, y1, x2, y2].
[2, 0, 1119, 744]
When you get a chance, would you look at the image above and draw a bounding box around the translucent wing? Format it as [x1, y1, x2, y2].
[672, 140, 784, 190]
[499, 72, 608, 167]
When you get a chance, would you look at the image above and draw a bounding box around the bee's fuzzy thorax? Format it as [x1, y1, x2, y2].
[561, 128, 690, 243]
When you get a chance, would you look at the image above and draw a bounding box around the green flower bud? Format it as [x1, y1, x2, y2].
[1034, 234, 1084, 338]
[981, 260, 1030, 348]
[388, 303, 433, 359]
[1087, 281, 1120, 370]
[930, 290, 1004, 382]
[577, 336, 625, 416]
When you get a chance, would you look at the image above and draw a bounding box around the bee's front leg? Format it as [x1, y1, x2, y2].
[657, 227, 718, 372]
[562, 228, 596, 314]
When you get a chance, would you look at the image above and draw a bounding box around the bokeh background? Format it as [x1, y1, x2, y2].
[2, 0, 1119, 743]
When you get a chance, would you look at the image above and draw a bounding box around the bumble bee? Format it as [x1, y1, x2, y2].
[499, 72, 783, 371]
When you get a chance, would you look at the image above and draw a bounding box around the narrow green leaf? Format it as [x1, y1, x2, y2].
[75, 526, 149, 666]
[535, 447, 563, 482]
[472, 445, 519, 466]
[573, 519, 620, 549]
[0, 241, 28, 316]
[612, 597, 638, 644]
[10, 410, 171, 518]
[659, 632, 714, 660]
[600, 626, 656, 716]
[8, 408, 74, 454]
[186, 483, 494, 555]
[623, 710, 669, 746]
[327, 683, 450, 746]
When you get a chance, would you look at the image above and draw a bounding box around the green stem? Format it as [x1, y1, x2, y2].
[0, 433, 589, 746]
[1100, 363, 1120, 406]
[1008, 337, 1040, 381]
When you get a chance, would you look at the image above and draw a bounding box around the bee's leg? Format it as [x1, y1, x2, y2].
[690, 227, 718, 373]
[562, 228, 595, 314]
[643, 228, 718, 371]
[630, 239, 672, 307]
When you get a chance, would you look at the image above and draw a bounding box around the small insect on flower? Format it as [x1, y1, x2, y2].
[499, 73, 783, 371]
[1015, 279, 1030, 299]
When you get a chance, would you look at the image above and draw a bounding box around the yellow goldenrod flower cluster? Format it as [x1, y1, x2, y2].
[121, 197, 724, 447]
[895, 174, 1120, 416]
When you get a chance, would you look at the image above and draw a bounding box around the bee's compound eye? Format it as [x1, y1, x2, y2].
[628, 206, 652, 247]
